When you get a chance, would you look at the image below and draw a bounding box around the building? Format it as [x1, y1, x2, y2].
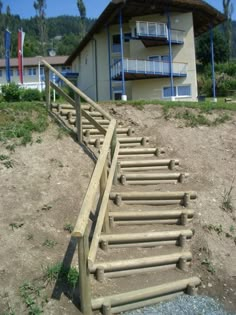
[0, 56, 71, 91]
[66, 0, 225, 102]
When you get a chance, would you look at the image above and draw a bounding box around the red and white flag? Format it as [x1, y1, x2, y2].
[18, 29, 25, 84]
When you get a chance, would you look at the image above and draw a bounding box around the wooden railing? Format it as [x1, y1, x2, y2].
[43, 60, 119, 315]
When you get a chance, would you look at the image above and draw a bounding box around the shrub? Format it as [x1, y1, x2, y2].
[1, 82, 21, 102]
[22, 88, 42, 101]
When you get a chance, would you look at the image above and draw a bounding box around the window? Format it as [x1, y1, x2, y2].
[62, 66, 71, 71]
[40, 67, 44, 75]
[28, 68, 37, 76]
[163, 86, 177, 98]
[177, 85, 191, 96]
[10, 69, 13, 77]
[149, 55, 169, 62]
[0, 69, 2, 77]
[114, 92, 122, 100]
[112, 33, 132, 53]
[163, 85, 191, 98]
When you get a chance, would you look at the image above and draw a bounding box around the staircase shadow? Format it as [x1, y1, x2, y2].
[50, 236, 81, 310]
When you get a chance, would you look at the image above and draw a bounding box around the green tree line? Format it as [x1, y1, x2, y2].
[0, 11, 95, 58]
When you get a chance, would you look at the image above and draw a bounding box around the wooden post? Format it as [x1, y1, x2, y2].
[78, 227, 92, 315]
[111, 124, 118, 185]
[96, 266, 105, 282]
[101, 160, 109, 233]
[75, 93, 82, 143]
[102, 302, 112, 315]
[45, 68, 51, 110]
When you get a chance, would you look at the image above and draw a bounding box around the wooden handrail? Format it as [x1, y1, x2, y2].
[88, 141, 120, 268]
[72, 119, 116, 237]
[42, 59, 112, 121]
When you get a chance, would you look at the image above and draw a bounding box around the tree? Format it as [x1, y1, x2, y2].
[196, 28, 229, 65]
[6, 4, 10, 15]
[34, 0, 47, 55]
[0, 1, 3, 15]
[77, 0, 86, 36]
[223, 0, 234, 59]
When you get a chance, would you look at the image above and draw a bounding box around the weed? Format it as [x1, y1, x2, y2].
[41, 204, 52, 211]
[5, 144, 16, 152]
[56, 127, 70, 140]
[44, 262, 79, 288]
[42, 239, 57, 248]
[201, 258, 216, 274]
[0, 154, 9, 160]
[19, 282, 44, 315]
[230, 225, 235, 234]
[162, 106, 172, 120]
[63, 223, 74, 233]
[206, 224, 223, 235]
[9, 222, 24, 231]
[27, 233, 34, 240]
[221, 178, 235, 212]
[3, 160, 14, 168]
[35, 137, 42, 144]
[213, 113, 231, 125]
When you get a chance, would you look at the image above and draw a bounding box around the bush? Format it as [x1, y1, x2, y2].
[1, 82, 21, 102]
[22, 88, 42, 101]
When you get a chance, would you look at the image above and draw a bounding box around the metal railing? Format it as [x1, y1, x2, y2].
[136, 21, 184, 43]
[111, 58, 187, 78]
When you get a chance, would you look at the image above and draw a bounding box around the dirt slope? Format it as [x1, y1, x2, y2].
[0, 105, 235, 314]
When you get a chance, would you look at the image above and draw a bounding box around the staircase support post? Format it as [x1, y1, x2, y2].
[45, 68, 51, 110]
[78, 227, 92, 315]
[75, 93, 83, 143]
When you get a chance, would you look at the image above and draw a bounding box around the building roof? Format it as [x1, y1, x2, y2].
[66, 0, 225, 65]
[0, 55, 69, 68]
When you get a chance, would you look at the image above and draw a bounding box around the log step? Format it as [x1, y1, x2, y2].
[59, 109, 103, 118]
[83, 127, 134, 136]
[109, 209, 194, 222]
[118, 147, 165, 158]
[119, 159, 179, 170]
[100, 229, 192, 244]
[119, 173, 188, 185]
[52, 103, 92, 111]
[91, 277, 201, 311]
[110, 191, 196, 207]
[90, 251, 192, 274]
[88, 137, 149, 146]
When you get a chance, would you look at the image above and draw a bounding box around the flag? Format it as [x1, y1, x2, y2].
[4, 29, 11, 83]
[18, 29, 25, 84]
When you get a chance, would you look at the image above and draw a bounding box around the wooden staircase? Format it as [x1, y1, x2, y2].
[52, 102, 200, 314]
[43, 59, 200, 315]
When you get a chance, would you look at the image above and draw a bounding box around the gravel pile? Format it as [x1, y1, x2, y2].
[122, 295, 235, 315]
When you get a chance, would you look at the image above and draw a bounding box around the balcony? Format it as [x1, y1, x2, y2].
[136, 21, 184, 47]
[111, 58, 187, 81]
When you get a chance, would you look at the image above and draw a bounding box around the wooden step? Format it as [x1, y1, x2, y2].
[119, 159, 179, 171]
[110, 191, 196, 207]
[109, 209, 194, 226]
[119, 172, 188, 185]
[99, 229, 192, 246]
[90, 251, 192, 278]
[91, 277, 201, 312]
[83, 127, 134, 136]
[118, 147, 165, 158]
[87, 137, 149, 147]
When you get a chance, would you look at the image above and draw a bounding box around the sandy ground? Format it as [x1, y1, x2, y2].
[0, 105, 236, 314]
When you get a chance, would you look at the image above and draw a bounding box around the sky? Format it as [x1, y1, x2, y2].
[1, 0, 236, 20]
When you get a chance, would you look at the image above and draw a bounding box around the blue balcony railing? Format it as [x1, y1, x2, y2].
[111, 58, 187, 79]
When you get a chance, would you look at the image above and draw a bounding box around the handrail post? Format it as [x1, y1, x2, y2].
[101, 159, 110, 233]
[45, 68, 51, 110]
[78, 227, 92, 315]
[111, 124, 118, 185]
[75, 93, 83, 143]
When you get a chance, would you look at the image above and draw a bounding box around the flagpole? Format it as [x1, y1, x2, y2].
[4, 29, 11, 83]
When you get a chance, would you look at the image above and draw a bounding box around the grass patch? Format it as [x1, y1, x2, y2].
[113, 98, 236, 112]
[221, 178, 235, 213]
[42, 239, 57, 248]
[19, 282, 46, 315]
[63, 223, 74, 233]
[44, 262, 79, 289]
[0, 102, 48, 146]
[201, 258, 216, 274]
